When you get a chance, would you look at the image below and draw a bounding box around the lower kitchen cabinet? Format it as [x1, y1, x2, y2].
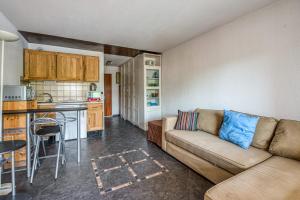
[2, 100, 37, 169]
[36, 103, 57, 119]
[87, 103, 103, 131]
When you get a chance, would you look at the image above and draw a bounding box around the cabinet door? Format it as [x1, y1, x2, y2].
[24, 49, 56, 80]
[3, 130, 27, 169]
[3, 100, 37, 129]
[88, 110, 97, 131]
[84, 56, 99, 81]
[2, 100, 37, 169]
[57, 53, 83, 81]
[87, 104, 103, 131]
[88, 110, 103, 131]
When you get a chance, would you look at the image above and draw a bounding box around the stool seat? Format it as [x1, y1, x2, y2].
[0, 140, 26, 154]
[36, 125, 60, 136]
[30, 118, 65, 183]
[0, 157, 8, 165]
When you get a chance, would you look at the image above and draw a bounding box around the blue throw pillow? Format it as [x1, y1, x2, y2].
[219, 110, 259, 149]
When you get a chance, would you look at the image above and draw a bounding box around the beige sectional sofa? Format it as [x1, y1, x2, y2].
[162, 109, 300, 200]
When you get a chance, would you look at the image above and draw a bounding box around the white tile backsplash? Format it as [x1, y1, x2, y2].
[30, 81, 90, 102]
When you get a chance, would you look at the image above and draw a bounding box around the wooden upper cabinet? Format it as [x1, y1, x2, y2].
[23, 49, 100, 81]
[84, 56, 99, 81]
[57, 53, 84, 81]
[24, 49, 56, 80]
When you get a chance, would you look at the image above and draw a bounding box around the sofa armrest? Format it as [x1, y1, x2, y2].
[162, 116, 177, 151]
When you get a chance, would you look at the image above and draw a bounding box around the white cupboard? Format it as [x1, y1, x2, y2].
[120, 53, 161, 130]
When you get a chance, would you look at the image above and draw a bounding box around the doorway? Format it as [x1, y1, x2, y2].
[104, 74, 112, 117]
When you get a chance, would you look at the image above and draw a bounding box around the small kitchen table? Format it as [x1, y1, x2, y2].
[3, 106, 88, 178]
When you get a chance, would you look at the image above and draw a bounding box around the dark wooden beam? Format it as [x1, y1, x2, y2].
[19, 31, 103, 52]
[19, 31, 160, 57]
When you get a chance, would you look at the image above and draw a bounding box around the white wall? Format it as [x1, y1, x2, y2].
[0, 12, 27, 85]
[104, 66, 120, 115]
[27, 43, 105, 93]
[162, 0, 300, 120]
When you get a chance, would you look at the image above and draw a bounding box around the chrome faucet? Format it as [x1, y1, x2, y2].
[40, 93, 53, 103]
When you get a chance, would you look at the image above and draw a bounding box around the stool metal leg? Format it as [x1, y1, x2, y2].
[61, 123, 66, 165]
[60, 134, 65, 165]
[34, 139, 40, 171]
[30, 137, 40, 184]
[55, 134, 62, 179]
[0, 165, 2, 188]
[11, 151, 15, 196]
[41, 137, 46, 156]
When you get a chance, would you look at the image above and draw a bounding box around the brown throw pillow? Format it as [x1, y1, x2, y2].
[194, 109, 223, 135]
[269, 119, 300, 161]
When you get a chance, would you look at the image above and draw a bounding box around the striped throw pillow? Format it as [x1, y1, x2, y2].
[175, 110, 199, 131]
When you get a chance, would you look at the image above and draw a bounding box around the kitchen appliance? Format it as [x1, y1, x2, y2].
[89, 83, 97, 91]
[87, 91, 102, 102]
[55, 102, 87, 140]
[3, 85, 35, 101]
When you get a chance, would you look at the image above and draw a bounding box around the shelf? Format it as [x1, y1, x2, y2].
[146, 105, 161, 110]
[146, 87, 160, 89]
[145, 65, 161, 68]
[147, 104, 160, 107]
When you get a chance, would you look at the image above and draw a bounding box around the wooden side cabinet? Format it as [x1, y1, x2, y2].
[57, 53, 84, 81]
[84, 56, 99, 82]
[87, 103, 103, 131]
[147, 120, 162, 148]
[24, 49, 57, 80]
[3, 100, 37, 169]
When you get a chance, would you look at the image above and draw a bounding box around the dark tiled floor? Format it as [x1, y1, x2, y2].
[2, 117, 213, 200]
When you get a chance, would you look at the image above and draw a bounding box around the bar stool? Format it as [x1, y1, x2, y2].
[56, 112, 77, 163]
[0, 139, 26, 196]
[30, 118, 65, 183]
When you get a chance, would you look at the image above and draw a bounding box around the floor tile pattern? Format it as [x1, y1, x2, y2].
[91, 148, 168, 195]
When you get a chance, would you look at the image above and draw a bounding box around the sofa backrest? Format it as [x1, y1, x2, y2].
[251, 116, 278, 150]
[195, 108, 278, 150]
[269, 119, 300, 161]
[230, 110, 278, 150]
[194, 109, 224, 136]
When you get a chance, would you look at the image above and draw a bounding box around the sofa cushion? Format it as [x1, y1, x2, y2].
[252, 116, 278, 150]
[232, 110, 278, 150]
[219, 110, 259, 149]
[269, 119, 300, 161]
[175, 110, 198, 131]
[194, 109, 223, 135]
[166, 130, 271, 174]
[205, 156, 300, 200]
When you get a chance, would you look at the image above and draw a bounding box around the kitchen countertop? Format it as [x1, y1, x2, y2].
[3, 106, 88, 115]
[37, 101, 103, 106]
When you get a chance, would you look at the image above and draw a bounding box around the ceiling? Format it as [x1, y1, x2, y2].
[0, 0, 277, 52]
[104, 54, 131, 66]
